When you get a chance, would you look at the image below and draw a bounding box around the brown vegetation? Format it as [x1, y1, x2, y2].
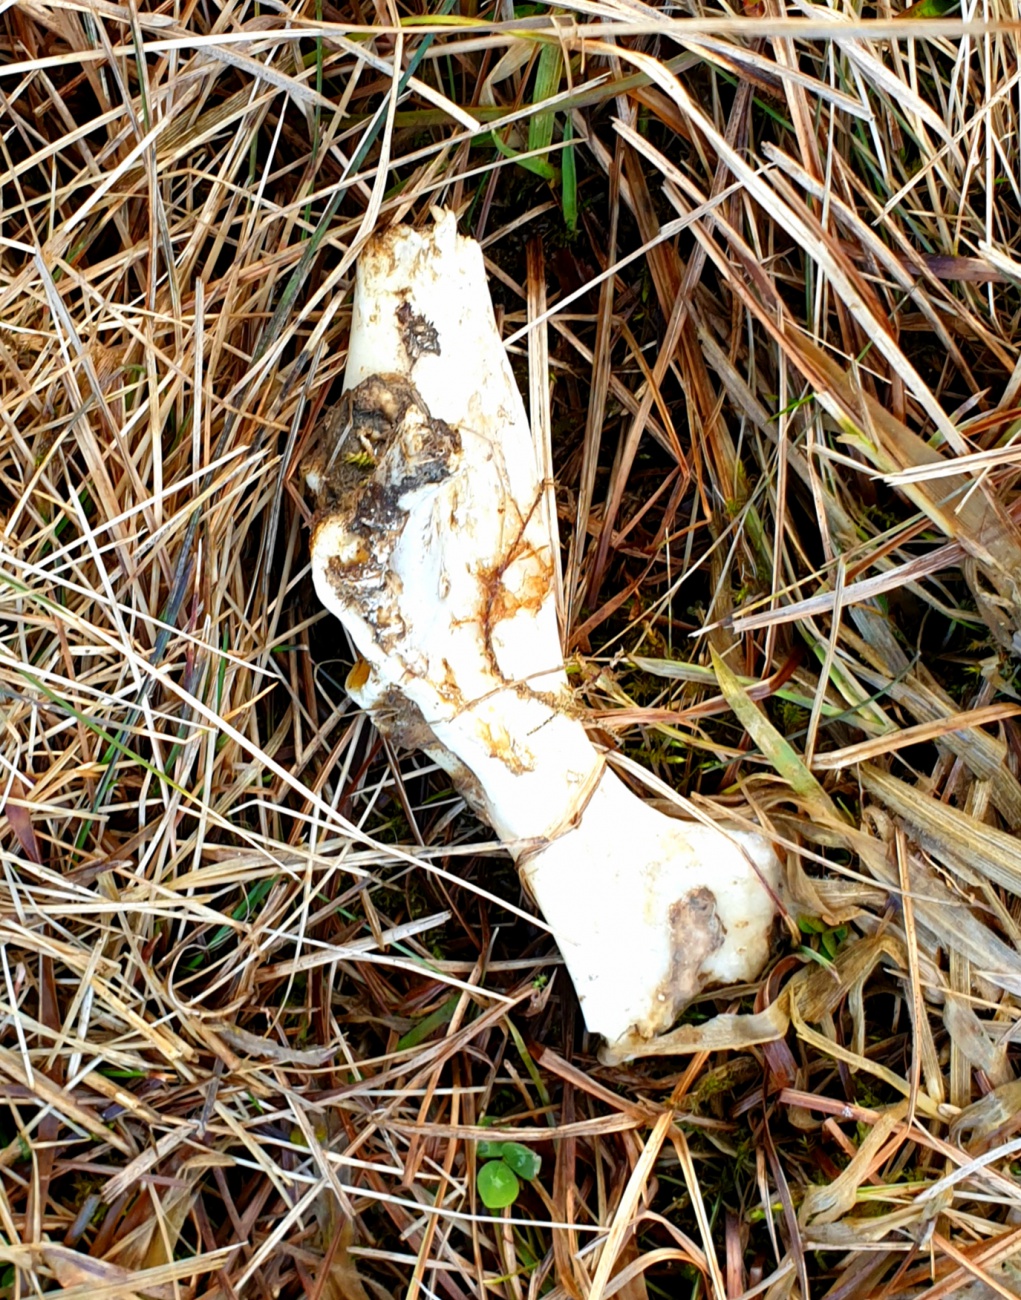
[3, 1, 1021, 1297]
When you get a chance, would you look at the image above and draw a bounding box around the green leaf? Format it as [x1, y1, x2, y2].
[797, 944, 835, 970]
[395, 995, 458, 1052]
[896, 0, 958, 15]
[820, 925, 847, 960]
[477, 1139, 506, 1160]
[477, 1160, 520, 1209]
[500, 1143, 542, 1181]
[561, 116, 577, 232]
[709, 646, 836, 821]
[490, 128, 557, 182]
[528, 44, 563, 156]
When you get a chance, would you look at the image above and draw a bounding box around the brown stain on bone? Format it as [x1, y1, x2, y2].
[303, 375, 459, 518]
[439, 754, 491, 821]
[396, 299, 441, 360]
[369, 686, 494, 820]
[476, 721, 530, 775]
[475, 487, 554, 679]
[371, 687, 443, 753]
[650, 887, 726, 1035]
[304, 374, 460, 651]
[485, 546, 554, 625]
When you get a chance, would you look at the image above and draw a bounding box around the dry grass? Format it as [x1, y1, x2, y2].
[3, 0, 1021, 1297]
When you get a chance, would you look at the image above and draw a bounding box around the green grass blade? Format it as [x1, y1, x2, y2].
[561, 115, 577, 231]
[709, 647, 835, 819]
[528, 44, 563, 156]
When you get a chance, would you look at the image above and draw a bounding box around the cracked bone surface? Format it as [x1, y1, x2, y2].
[306, 210, 780, 1062]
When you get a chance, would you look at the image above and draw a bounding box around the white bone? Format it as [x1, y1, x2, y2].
[307, 210, 780, 1061]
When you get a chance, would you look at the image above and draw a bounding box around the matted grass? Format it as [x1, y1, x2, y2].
[3, 1, 1021, 1297]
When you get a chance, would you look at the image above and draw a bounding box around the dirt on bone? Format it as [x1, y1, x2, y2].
[370, 687, 442, 752]
[396, 300, 441, 360]
[649, 887, 726, 1035]
[306, 375, 461, 617]
[366, 685, 495, 824]
[303, 374, 460, 514]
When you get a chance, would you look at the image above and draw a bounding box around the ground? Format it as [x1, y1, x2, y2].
[2, 2, 1021, 1298]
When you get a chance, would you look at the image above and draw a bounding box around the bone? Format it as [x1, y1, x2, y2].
[305, 210, 780, 1062]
